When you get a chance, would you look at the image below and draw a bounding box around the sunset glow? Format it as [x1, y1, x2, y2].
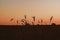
[0, 0, 60, 25]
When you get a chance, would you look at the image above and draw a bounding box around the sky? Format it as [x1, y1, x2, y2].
[0, 0, 60, 25]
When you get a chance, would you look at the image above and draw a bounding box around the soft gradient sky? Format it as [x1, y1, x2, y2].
[0, 0, 60, 25]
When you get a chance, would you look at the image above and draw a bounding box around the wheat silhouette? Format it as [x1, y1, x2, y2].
[10, 15, 56, 25]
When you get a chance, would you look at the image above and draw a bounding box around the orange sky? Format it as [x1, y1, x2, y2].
[0, 0, 60, 25]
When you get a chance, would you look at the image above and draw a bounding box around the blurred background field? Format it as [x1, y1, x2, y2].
[0, 25, 60, 40]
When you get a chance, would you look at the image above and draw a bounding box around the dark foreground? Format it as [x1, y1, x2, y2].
[0, 25, 60, 40]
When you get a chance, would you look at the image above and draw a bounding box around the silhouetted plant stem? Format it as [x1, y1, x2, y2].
[24, 15, 29, 25]
[41, 19, 43, 25]
[50, 16, 53, 25]
[21, 19, 25, 25]
[16, 20, 18, 25]
[32, 16, 35, 25]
